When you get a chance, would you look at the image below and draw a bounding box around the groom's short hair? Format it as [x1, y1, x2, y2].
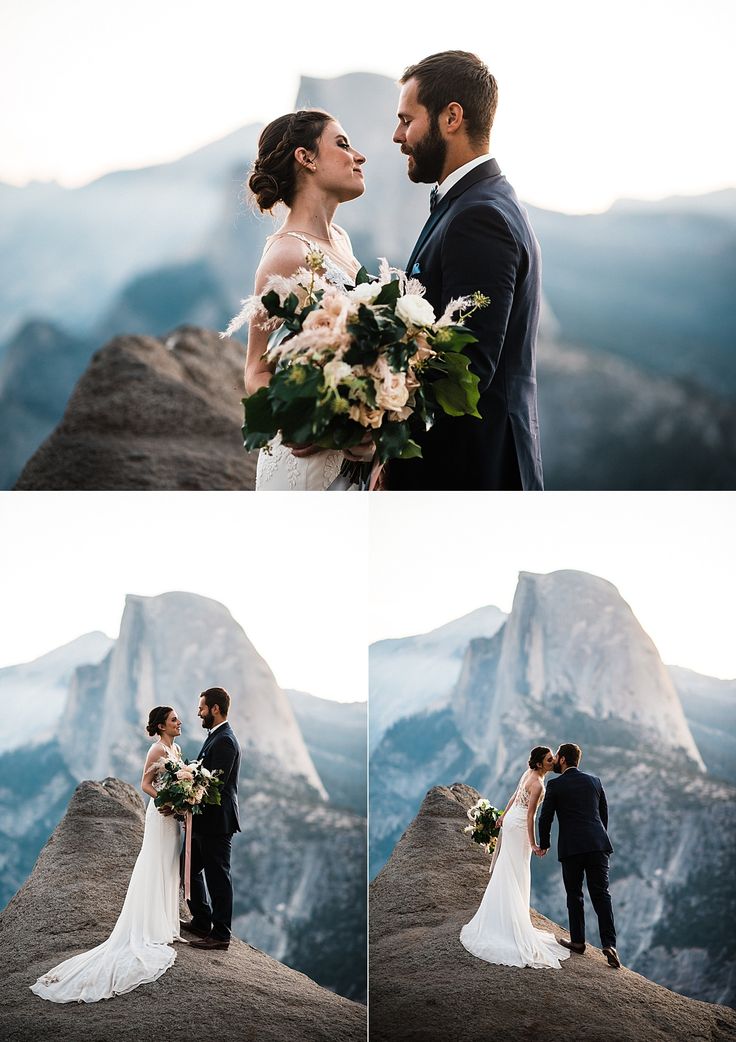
[401, 51, 498, 145]
[201, 687, 231, 717]
[558, 743, 582, 767]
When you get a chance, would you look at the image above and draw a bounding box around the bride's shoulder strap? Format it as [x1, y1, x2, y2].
[284, 231, 314, 246]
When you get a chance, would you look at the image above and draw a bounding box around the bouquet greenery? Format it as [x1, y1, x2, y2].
[154, 754, 223, 816]
[463, 797, 503, 855]
[225, 251, 488, 471]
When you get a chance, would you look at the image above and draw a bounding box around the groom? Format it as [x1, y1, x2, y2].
[387, 50, 543, 491]
[537, 743, 620, 968]
[182, 686, 241, 951]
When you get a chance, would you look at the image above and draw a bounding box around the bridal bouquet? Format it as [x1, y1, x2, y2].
[463, 798, 503, 855]
[224, 250, 487, 469]
[154, 754, 223, 816]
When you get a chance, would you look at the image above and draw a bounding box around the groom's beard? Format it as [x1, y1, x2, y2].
[405, 116, 447, 184]
[552, 761, 562, 773]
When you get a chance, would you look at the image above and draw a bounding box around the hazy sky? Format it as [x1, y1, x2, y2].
[369, 492, 736, 679]
[1, 492, 734, 689]
[0, 493, 367, 703]
[3, 0, 734, 212]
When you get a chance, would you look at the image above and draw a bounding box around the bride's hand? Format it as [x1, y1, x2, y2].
[285, 442, 324, 458]
[343, 434, 376, 463]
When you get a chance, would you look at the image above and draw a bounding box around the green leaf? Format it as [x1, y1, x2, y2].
[260, 289, 282, 316]
[266, 322, 293, 354]
[354, 266, 372, 286]
[375, 420, 411, 463]
[433, 326, 478, 352]
[373, 278, 401, 307]
[242, 388, 276, 450]
[399, 439, 423, 459]
[432, 352, 481, 418]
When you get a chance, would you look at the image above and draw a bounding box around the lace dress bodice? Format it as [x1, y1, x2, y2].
[278, 231, 357, 288]
[512, 771, 543, 810]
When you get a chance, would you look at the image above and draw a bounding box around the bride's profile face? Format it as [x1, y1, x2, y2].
[541, 751, 555, 773]
[306, 121, 366, 203]
[162, 710, 182, 739]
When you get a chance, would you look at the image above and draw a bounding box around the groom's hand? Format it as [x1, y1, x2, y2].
[158, 807, 175, 816]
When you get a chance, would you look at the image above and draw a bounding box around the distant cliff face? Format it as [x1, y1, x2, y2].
[370, 571, 735, 1007]
[462, 569, 704, 777]
[0, 778, 365, 1042]
[59, 591, 325, 796]
[370, 606, 507, 752]
[369, 784, 736, 1042]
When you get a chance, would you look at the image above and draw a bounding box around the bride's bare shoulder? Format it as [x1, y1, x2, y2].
[143, 741, 167, 772]
[257, 233, 311, 280]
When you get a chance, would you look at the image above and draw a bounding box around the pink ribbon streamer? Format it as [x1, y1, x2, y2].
[369, 459, 384, 491]
[184, 811, 192, 900]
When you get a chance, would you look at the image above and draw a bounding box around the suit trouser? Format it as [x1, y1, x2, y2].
[561, 850, 616, 949]
[187, 831, 234, 941]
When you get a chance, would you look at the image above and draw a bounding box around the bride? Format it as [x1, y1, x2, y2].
[460, 746, 571, 969]
[239, 108, 374, 490]
[30, 707, 184, 1002]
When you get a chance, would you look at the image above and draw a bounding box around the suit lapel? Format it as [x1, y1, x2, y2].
[406, 195, 452, 274]
[198, 730, 214, 759]
[405, 158, 502, 274]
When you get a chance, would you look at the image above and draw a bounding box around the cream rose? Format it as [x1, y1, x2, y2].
[349, 402, 384, 428]
[323, 358, 353, 390]
[374, 369, 409, 412]
[395, 293, 436, 328]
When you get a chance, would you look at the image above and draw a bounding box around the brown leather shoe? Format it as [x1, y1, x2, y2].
[557, 937, 586, 954]
[189, 934, 230, 951]
[180, 920, 211, 940]
[603, 946, 621, 968]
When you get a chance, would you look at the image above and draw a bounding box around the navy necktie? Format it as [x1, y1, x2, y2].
[429, 185, 439, 212]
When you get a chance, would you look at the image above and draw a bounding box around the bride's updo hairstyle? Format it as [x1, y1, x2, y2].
[528, 746, 551, 770]
[146, 706, 173, 738]
[249, 109, 335, 212]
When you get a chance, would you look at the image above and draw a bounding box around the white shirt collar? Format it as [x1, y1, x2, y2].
[435, 153, 493, 201]
[207, 720, 228, 736]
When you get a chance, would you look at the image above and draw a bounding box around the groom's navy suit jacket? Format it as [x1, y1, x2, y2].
[538, 767, 613, 861]
[387, 158, 544, 491]
[193, 721, 241, 836]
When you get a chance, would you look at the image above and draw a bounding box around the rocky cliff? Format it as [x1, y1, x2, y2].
[369, 784, 736, 1042]
[14, 327, 256, 490]
[0, 778, 364, 1042]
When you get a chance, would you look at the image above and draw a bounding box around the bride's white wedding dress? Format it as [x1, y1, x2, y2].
[255, 231, 360, 492]
[31, 746, 182, 1003]
[460, 771, 571, 969]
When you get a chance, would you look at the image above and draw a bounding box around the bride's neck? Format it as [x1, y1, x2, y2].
[283, 190, 340, 243]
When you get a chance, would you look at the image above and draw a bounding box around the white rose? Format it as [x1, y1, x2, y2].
[323, 358, 353, 391]
[348, 282, 381, 306]
[395, 293, 436, 328]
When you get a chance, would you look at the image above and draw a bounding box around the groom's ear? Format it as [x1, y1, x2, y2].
[444, 102, 465, 136]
